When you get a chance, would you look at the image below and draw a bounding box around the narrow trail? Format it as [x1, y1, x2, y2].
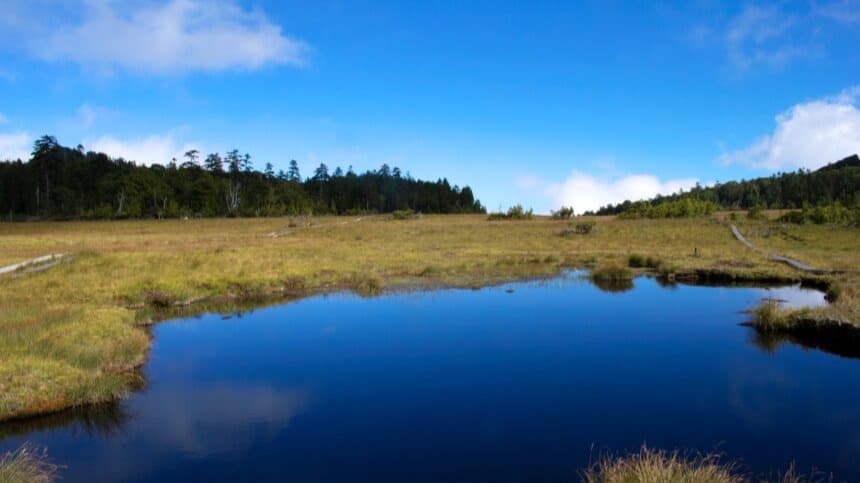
[729, 224, 843, 275]
[0, 254, 69, 276]
[267, 216, 367, 238]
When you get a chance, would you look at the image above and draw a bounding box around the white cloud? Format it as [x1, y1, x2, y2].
[0, 131, 31, 161]
[0, 113, 7, 124]
[87, 132, 199, 165]
[30, 0, 309, 75]
[720, 86, 860, 170]
[546, 172, 699, 214]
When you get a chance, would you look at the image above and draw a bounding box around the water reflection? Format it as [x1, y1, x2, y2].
[2, 275, 855, 482]
[0, 402, 130, 442]
[751, 328, 860, 360]
[133, 382, 310, 457]
[589, 277, 634, 293]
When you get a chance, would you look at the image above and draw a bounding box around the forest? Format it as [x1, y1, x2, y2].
[0, 135, 485, 219]
[590, 155, 860, 216]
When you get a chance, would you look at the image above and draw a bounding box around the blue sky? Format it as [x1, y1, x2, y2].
[1, 0, 859, 213]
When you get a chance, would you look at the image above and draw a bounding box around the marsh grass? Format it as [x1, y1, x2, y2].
[628, 254, 661, 269]
[581, 446, 820, 483]
[591, 265, 634, 281]
[0, 444, 59, 483]
[0, 215, 858, 421]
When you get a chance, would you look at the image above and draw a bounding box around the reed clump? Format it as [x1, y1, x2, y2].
[0, 444, 59, 483]
[751, 300, 798, 332]
[581, 446, 816, 483]
[590, 265, 633, 282]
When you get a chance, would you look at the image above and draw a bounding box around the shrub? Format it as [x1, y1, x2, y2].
[391, 209, 419, 220]
[551, 206, 574, 220]
[617, 198, 719, 219]
[487, 204, 534, 221]
[778, 201, 860, 227]
[747, 206, 766, 220]
[560, 222, 596, 236]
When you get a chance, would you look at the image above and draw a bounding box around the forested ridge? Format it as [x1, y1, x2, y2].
[0, 135, 485, 219]
[590, 154, 860, 216]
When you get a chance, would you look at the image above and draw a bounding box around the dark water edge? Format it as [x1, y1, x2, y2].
[3, 272, 858, 483]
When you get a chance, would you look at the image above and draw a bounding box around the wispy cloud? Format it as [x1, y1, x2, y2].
[720, 86, 860, 170]
[813, 0, 860, 23]
[7, 0, 309, 75]
[0, 131, 31, 161]
[724, 4, 806, 72]
[0, 112, 8, 124]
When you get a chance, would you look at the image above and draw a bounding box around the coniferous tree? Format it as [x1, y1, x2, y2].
[288, 160, 301, 181]
[204, 153, 223, 172]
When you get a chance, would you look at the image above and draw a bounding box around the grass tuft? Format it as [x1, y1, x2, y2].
[580, 445, 818, 483]
[591, 265, 634, 281]
[751, 300, 797, 332]
[0, 444, 59, 483]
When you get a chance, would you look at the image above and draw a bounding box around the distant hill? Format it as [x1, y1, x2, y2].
[817, 154, 860, 172]
[591, 154, 860, 215]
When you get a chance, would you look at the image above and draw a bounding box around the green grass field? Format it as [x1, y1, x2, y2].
[1, 214, 858, 423]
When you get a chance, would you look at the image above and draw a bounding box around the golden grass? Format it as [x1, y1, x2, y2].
[0, 214, 858, 422]
[0, 444, 59, 483]
[581, 446, 815, 483]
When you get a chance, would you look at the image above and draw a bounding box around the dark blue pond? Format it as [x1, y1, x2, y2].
[3, 273, 857, 482]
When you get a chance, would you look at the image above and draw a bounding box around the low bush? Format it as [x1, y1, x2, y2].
[617, 198, 719, 219]
[391, 209, 419, 220]
[560, 222, 596, 236]
[487, 204, 534, 221]
[778, 202, 860, 227]
[746, 206, 766, 220]
[551, 206, 574, 220]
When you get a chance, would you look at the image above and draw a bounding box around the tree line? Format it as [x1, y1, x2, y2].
[0, 135, 485, 220]
[589, 155, 860, 216]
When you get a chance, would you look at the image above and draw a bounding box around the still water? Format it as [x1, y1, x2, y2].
[3, 273, 856, 482]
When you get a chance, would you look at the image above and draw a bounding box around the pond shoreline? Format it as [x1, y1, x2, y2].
[1, 265, 843, 426]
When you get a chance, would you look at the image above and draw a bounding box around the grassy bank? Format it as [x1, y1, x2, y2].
[581, 446, 814, 483]
[1, 214, 858, 421]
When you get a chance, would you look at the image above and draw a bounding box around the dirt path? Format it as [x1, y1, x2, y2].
[0, 254, 69, 276]
[730, 224, 841, 274]
[267, 216, 367, 238]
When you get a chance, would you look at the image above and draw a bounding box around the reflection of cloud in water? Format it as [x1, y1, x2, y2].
[132, 383, 310, 457]
[755, 286, 826, 309]
[727, 363, 795, 427]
